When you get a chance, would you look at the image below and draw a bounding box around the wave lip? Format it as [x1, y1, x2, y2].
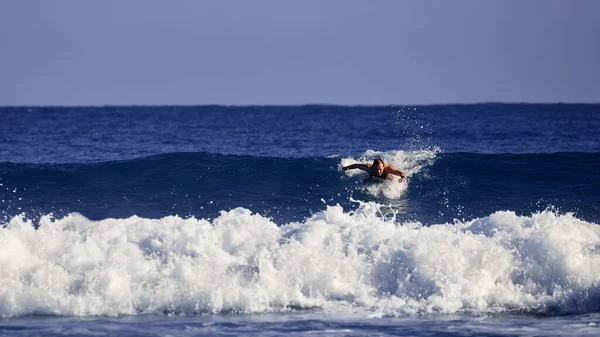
[2, 201, 600, 318]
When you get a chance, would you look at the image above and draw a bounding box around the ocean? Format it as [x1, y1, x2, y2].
[1, 104, 600, 336]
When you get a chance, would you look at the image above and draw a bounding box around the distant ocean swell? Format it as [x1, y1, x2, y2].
[2, 202, 600, 318]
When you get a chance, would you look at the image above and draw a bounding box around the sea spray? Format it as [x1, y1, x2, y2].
[341, 149, 438, 198]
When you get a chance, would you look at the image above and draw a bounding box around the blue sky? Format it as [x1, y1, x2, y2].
[1, 0, 598, 105]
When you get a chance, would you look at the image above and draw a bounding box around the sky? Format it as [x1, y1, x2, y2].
[1, 0, 599, 105]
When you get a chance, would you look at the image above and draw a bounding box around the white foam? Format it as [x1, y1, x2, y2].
[340, 149, 438, 198]
[1, 203, 600, 318]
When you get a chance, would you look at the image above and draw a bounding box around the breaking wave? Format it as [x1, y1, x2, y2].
[2, 201, 600, 318]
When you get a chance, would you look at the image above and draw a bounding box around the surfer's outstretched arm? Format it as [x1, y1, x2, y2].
[387, 166, 407, 182]
[342, 163, 370, 172]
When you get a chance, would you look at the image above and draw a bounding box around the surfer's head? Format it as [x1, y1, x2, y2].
[373, 158, 385, 176]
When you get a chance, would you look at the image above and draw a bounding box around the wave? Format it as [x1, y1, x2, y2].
[1, 150, 599, 225]
[2, 201, 600, 318]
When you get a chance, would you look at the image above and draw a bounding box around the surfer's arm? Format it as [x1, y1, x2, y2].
[342, 163, 370, 172]
[388, 167, 407, 182]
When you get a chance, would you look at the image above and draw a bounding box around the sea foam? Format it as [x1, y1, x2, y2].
[1, 201, 600, 318]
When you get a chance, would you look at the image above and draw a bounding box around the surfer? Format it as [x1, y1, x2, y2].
[342, 158, 407, 182]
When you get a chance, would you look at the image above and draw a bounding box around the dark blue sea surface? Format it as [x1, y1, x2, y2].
[1, 151, 599, 226]
[1, 104, 599, 164]
[1, 104, 600, 336]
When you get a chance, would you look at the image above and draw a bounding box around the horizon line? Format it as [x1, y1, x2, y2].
[1, 101, 600, 109]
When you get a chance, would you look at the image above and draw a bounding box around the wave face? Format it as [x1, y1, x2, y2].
[1, 150, 599, 225]
[2, 203, 600, 318]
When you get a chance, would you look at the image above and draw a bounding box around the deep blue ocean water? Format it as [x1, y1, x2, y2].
[1, 104, 600, 336]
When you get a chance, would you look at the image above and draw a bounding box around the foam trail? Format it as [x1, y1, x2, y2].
[341, 149, 438, 198]
[1, 202, 600, 318]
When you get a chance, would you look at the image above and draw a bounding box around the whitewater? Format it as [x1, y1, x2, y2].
[3, 201, 600, 318]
